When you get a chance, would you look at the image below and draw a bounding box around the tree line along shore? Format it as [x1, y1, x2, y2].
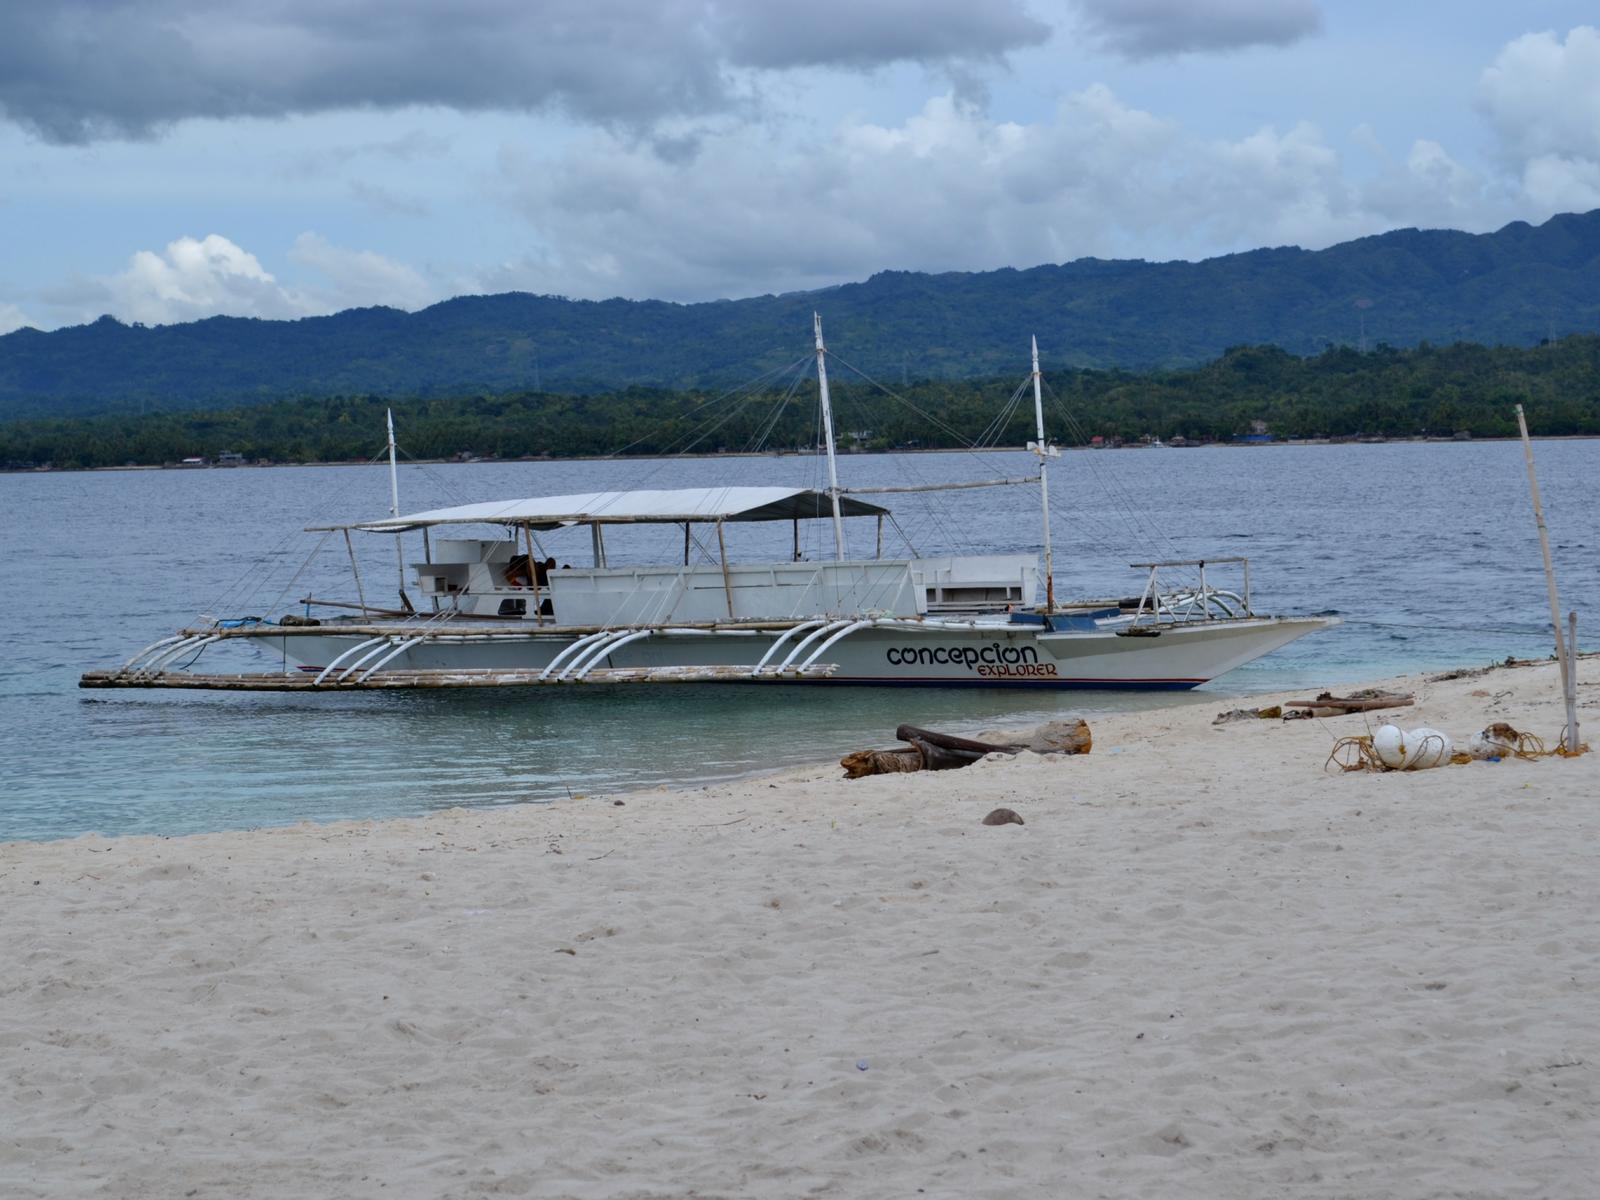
[3, 336, 1598, 470]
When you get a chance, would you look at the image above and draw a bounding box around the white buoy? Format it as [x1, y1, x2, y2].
[1373, 723, 1453, 770]
[1373, 724, 1408, 769]
[1467, 725, 1517, 760]
[1402, 728, 1453, 770]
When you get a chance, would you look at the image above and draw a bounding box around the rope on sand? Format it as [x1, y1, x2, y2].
[1325, 726, 1586, 774]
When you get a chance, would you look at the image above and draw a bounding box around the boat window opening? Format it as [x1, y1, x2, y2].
[503, 554, 533, 586]
[497, 598, 527, 617]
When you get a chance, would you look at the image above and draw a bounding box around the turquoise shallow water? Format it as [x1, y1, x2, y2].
[3, 440, 1594, 841]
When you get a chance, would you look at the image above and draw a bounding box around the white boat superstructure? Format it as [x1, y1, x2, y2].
[81, 319, 1338, 693]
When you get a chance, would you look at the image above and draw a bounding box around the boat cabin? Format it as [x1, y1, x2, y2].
[317, 487, 1040, 626]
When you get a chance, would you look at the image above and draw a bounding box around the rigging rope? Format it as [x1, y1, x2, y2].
[825, 385, 970, 556]
[743, 359, 810, 454]
[1039, 377, 1203, 590]
[827, 350, 1037, 478]
[604, 355, 812, 461]
[200, 445, 391, 621]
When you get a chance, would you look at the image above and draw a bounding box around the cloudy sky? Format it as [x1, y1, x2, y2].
[2, 1, 1598, 334]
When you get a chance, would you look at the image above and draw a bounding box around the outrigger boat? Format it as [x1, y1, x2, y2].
[81, 319, 1337, 693]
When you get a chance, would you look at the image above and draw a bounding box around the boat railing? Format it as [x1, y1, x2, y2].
[1126, 557, 1253, 623]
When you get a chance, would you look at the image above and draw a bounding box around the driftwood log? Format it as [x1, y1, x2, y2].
[838, 747, 924, 776]
[841, 719, 1091, 779]
[1286, 693, 1414, 715]
[1213, 705, 1284, 724]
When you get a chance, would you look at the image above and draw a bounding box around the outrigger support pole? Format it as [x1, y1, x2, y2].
[814, 313, 847, 561]
[1030, 336, 1059, 612]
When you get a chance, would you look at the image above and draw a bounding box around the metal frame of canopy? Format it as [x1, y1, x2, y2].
[310, 486, 894, 534]
[303, 485, 1036, 623]
[308, 487, 906, 617]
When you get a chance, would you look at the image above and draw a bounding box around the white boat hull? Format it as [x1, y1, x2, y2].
[267, 614, 1333, 690]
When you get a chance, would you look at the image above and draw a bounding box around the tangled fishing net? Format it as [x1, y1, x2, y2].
[1324, 722, 1586, 773]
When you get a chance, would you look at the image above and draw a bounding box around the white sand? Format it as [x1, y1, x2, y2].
[3, 659, 1596, 1198]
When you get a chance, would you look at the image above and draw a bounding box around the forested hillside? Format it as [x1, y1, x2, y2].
[6, 337, 1596, 469]
[4, 211, 1600, 420]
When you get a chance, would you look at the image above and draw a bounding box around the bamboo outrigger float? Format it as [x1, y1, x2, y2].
[80, 318, 1338, 694]
[79, 662, 843, 691]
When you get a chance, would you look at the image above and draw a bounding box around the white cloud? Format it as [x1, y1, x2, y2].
[1075, 0, 1322, 59]
[104, 235, 311, 325]
[1520, 155, 1600, 215]
[489, 87, 1497, 303]
[1184, 121, 1358, 247]
[1479, 26, 1600, 166]
[0, 0, 1050, 144]
[0, 302, 34, 334]
[492, 89, 1180, 301]
[1478, 26, 1600, 220]
[289, 233, 433, 310]
[17, 21, 1600, 330]
[36, 233, 436, 326]
[1361, 139, 1499, 228]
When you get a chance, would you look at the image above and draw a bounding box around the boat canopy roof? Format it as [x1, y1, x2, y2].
[316, 486, 891, 533]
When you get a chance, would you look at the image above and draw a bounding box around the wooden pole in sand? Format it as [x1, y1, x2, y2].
[1515, 404, 1578, 752]
[1566, 611, 1580, 752]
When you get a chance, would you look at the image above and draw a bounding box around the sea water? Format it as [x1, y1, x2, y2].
[2, 440, 1594, 841]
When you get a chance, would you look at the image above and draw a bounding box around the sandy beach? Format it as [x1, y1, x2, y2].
[3, 658, 1596, 1199]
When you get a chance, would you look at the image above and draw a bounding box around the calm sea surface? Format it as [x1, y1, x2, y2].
[2, 440, 1594, 841]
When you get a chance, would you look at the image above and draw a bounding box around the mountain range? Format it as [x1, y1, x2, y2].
[5, 209, 1600, 420]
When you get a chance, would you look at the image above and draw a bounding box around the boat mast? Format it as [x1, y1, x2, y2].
[813, 313, 846, 561]
[386, 409, 407, 602]
[1029, 336, 1059, 611]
